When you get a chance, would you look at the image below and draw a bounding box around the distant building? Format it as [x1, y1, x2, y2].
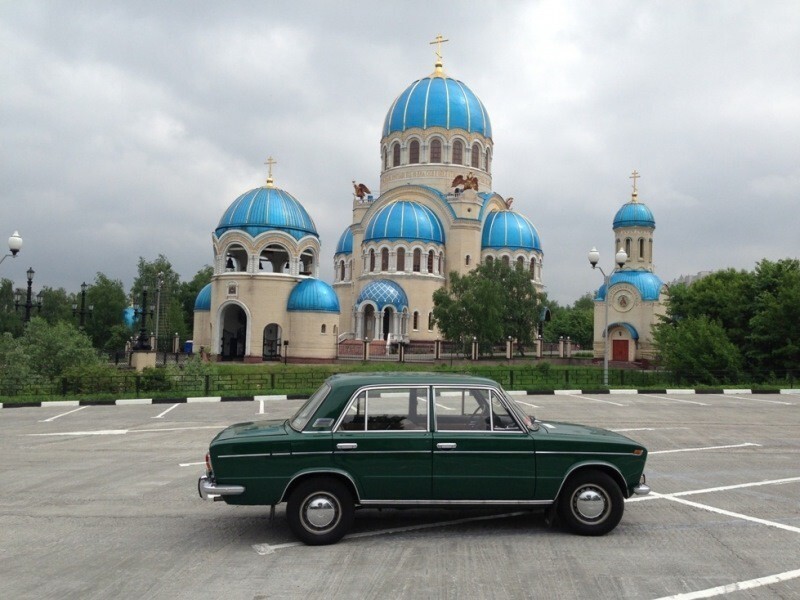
[592, 177, 668, 362]
[669, 271, 713, 286]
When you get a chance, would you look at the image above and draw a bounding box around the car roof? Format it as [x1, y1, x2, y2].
[325, 372, 500, 387]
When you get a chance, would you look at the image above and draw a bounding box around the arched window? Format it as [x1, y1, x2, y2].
[392, 142, 401, 167]
[438, 252, 443, 274]
[427, 312, 434, 331]
[625, 238, 632, 258]
[369, 249, 376, 272]
[485, 148, 491, 171]
[321, 324, 326, 334]
[638, 238, 645, 261]
[413, 249, 421, 272]
[430, 138, 442, 163]
[485, 255, 493, 267]
[396, 247, 405, 271]
[502, 255, 510, 268]
[381, 248, 389, 271]
[413, 311, 419, 330]
[530, 260, 536, 279]
[465, 254, 471, 266]
[452, 140, 463, 165]
[409, 140, 420, 164]
[427, 250, 434, 272]
[516, 256, 524, 269]
[339, 260, 345, 281]
[471, 143, 480, 168]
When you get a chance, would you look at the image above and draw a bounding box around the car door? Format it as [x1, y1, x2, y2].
[431, 386, 536, 501]
[333, 385, 432, 501]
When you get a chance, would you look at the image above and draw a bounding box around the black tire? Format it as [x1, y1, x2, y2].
[286, 477, 355, 545]
[557, 470, 624, 536]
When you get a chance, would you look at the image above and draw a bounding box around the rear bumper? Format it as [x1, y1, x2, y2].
[632, 473, 651, 496]
[198, 474, 245, 501]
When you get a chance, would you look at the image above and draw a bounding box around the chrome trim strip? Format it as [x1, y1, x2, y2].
[433, 450, 535, 455]
[198, 475, 245, 500]
[552, 461, 627, 501]
[537, 451, 638, 456]
[218, 453, 271, 459]
[291, 451, 334, 456]
[334, 450, 431, 455]
[359, 499, 552, 506]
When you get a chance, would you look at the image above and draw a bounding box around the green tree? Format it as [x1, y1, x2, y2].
[84, 273, 129, 353]
[133, 255, 188, 351]
[0, 279, 23, 336]
[546, 293, 594, 348]
[38, 286, 73, 325]
[432, 262, 540, 354]
[178, 265, 213, 333]
[653, 315, 742, 385]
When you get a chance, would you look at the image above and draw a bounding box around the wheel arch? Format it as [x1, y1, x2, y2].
[554, 461, 629, 501]
[280, 469, 361, 504]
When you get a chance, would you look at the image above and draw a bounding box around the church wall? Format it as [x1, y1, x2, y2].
[287, 312, 338, 359]
[192, 311, 212, 353]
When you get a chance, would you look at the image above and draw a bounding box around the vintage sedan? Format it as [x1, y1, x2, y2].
[198, 373, 650, 545]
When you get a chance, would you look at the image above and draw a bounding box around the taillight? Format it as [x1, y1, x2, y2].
[205, 452, 213, 473]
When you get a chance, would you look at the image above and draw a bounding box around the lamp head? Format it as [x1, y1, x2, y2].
[615, 248, 628, 268]
[588, 247, 600, 268]
[8, 231, 22, 256]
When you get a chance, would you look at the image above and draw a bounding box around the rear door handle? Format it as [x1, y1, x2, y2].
[336, 443, 358, 450]
[436, 442, 457, 450]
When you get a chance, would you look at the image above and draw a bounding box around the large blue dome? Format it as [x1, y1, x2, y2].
[335, 227, 353, 255]
[364, 201, 445, 244]
[481, 211, 542, 251]
[215, 186, 318, 240]
[194, 283, 212, 311]
[383, 74, 492, 138]
[287, 279, 340, 313]
[596, 270, 666, 302]
[357, 279, 409, 311]
[613, 201, 655, 229]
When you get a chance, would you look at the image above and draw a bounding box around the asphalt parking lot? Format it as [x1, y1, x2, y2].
[2, 391, 799, 600]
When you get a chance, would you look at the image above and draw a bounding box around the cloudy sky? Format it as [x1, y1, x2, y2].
[2, 1, 798, 305]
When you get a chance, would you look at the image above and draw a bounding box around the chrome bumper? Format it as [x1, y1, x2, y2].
[633, 474, 651, 496]
[198, 474, 245, 501]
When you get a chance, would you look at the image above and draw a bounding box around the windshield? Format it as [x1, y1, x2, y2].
[289, 383, 331, 432]
[500, 389, 536, 431]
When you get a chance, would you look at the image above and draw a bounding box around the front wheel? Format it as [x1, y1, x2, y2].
[557, 470, 624, 536]
[286, 477, 354, 545]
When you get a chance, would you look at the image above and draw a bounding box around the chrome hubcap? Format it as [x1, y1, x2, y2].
[304, 494, 338, 530]
[573, 486, 607, 521]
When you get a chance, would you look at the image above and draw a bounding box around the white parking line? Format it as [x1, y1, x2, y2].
[640, 393, 708, 406]
[628, 476, 800, 503]
[515, 400, 540, 409]
[152, 403, 180, 419]
[611, 427, 689, 432]
[179, 461, 206, 467]
[568, 394, 625, 407]
[28, 425, 225, 437]
[38, 406, 88, 423]
[713, 394, 792, 406]
[653, 568, 800, 600]
[258, 399, 265, 415]
[252, 511, 527, 554]
[649, 442, 761, 455]
[434, 403, 455, 411]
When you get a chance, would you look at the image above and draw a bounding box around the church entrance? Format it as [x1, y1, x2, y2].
[612, 339, 629, 362]
[382, 307, 394, 341]
[220, 304, 247, 360]
[263, 323, 282, 360]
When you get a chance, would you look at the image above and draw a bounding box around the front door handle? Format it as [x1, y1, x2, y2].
[436, 442, 457, 450]
[336, 443, 358, 450]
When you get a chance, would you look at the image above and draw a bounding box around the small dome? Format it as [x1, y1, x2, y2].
[364, 201, 445, 244]
[335, 227, 353, 255]
[122, 306, 136, 327]
[613, 201, 655, 229]
[287, 279, 340, 313]
[215, 186, 318, 240]
[194, 283, 212, 311]
[357, 279, 409, 311]
[482, 211, 542, 251]
[383, 74, 492, 138]
[596, 270, 666, 302]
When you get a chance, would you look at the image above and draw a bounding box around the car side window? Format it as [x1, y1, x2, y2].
[491, 393, 521, 431]
[338, 387, 428, 431]
[434, 387, 491, 431]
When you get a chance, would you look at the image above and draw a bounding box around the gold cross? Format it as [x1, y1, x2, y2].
[429, 34, 449, 64]
[264, 156, 276, 187]
[629, 170, 640, 196]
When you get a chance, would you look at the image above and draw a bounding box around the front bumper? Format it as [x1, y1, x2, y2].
[198, 474, 245, 501]
[632, 473, 651, 496]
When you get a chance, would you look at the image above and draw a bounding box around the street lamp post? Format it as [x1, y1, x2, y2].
[588, 246, 628, 387]
[154, 272, 164, 352]
[1, 231, 23, 266]
[14, 267, 43, 323]
[72, 282, 94, 329]
[133, 286, 154, 350]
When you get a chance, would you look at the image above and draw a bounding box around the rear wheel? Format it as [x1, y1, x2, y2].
[286, 477, 354, 545]
[557, 470, 624, 536]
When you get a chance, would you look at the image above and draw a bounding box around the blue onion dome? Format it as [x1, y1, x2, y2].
[357, 279, 409, 310]
[122, 306, 136, 327]
[335, 227, 353, 255]
[382, 65, 492, 138]
[613, 198, 655, 229]
[194, 283, 212, 311]
[287, 279, 340, 313]
[364, 200, 445, 244]
[596, 271, 666, 301]
[215, 185, 318, 240]
[481, 210, 542, 251]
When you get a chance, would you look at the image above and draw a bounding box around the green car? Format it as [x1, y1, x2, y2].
[199, 373, 650, 545]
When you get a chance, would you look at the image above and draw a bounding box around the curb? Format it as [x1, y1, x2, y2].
[1, 388, 797, 409]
